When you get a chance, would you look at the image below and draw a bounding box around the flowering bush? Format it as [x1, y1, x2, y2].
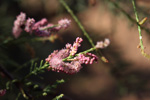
[0, 7, 110, 99]
[2, 0, 149, 100]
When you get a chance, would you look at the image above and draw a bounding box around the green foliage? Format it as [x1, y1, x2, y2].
[52, 94, 64, 100]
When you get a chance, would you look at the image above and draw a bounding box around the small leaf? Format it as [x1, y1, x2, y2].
[34, 84, 39, 89]
[52, 94, 64, 100]
[42, 92, 47, 96]
[139, 17, 147, 25]
[56, 79, 65, 84]
[40, 60, 43, 68]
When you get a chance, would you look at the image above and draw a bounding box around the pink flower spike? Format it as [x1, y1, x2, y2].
[32, 18, 48, 30]
[45, 38, 84, 74]
[15, 12, 26, 25]
[24, 18, 35, 34]
[76, 53, 97, 65]
[86, 53, 98, 64]
[95, 38, 110, 49]
[63, 61, 82, 74]
[12, 12, 26, 38]
[70, 37, 83, 56]
[66, 43, 72, 49]
[45, 37, 98, 74]
[104, 38, 110, 47]
[95, 41, 104, 48]
[58, 18, 71, 29]
[12, 26, 22, 38]
[0, 89, 6, 96]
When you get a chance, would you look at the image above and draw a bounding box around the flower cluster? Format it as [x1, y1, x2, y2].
[69, 37, 83, 56]
[95, 38, 110, 49]
[0, 89, 6, 96]
[77, 53, 98, 64]
[45, 37, 98, 74]
[12, 12, 26, 38]
[12, 12, 71, 38]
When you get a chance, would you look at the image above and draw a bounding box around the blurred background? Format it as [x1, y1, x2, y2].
[1, 0, 150, 100]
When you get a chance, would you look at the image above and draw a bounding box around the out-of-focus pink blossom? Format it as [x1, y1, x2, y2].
[0, 89, 6, 96]
[57, 18, 71, 30]
[12, 26, 23, 38]
[12, 12, 26, 38]
[95, 38, 110, 49]
[24, 18, 35, 34]
[12, 12, 72, 38]
[104, 38, 110, 47]
[65, 43, 72, 49]
[15, 12, 26, 25]
[32, 18, 48, 30]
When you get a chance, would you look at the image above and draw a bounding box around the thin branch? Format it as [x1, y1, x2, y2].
[132, 0, 144, 50]
[107, 0, 150, 34]
[59, 0, 108, 63]
[132, 0, 150, 59]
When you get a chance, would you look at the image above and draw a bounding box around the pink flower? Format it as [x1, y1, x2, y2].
[12, 12, 72, 37]
[12, 26, 22, 38]
[32, 18, 48, 30]
[46, 49, 71, 73]
[65, 43, 72, 49]
[63, 60, 82, 74]
[103, 38, 110, 47]
[70, 37, 83, 56]
[58, 18, 71, 29]
[12, 12, 26, 38]
[15, 12, 26, 25]
[24, 18, 35, 34]
[0, 89, 6, 96]
[45, 37, 98, 74]
[77, 53, 98, 64]
[95, 38, 110, 49]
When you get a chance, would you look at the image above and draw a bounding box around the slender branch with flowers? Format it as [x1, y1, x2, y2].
[12, 12, 71, 38]
[59, 0, 109, 63]
[45, 37, 110, 74]
[23, 37, 110, 78]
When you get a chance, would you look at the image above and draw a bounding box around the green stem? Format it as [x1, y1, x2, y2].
[76, 47, 96, 56]
[20, 87, 29, 99]
[52, 94, 64, 100]
[132, 0, 144, 50]
[59, 0, 94, 47]
[132, 0, 150, 59]
[22, 63, 49, 81]
[107, 0, 150, 34]
[40, 25, 58, 31]
[63, 47, 96, 61]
